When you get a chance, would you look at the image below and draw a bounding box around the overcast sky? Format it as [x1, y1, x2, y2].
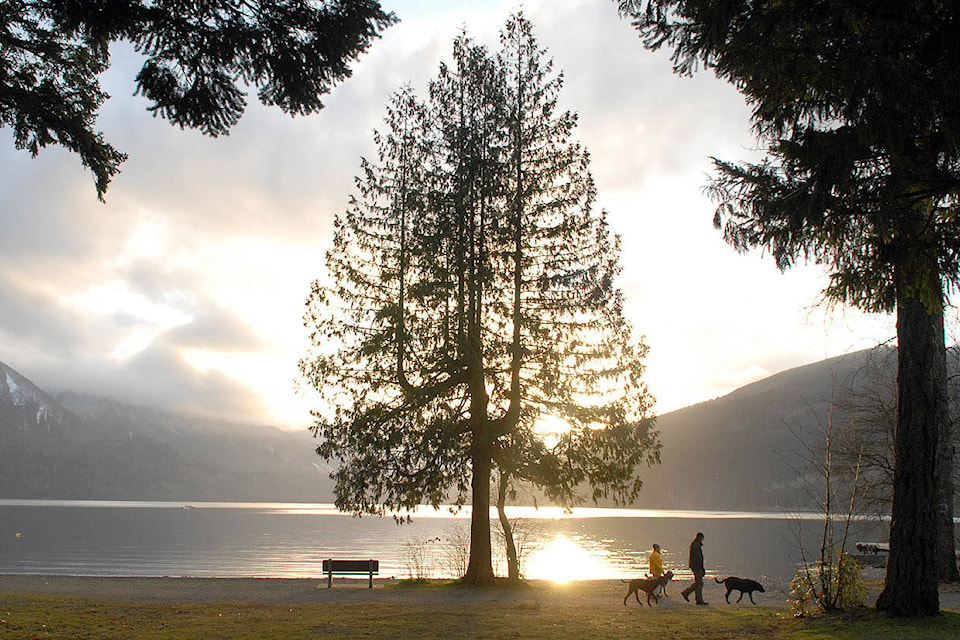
[0, 0, 902, 429]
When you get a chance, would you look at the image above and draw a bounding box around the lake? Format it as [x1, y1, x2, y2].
[0, 500, 887, 592]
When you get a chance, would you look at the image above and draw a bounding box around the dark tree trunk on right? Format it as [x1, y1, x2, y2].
[876, 266, 944, 616]
[936, 330, 959, 582]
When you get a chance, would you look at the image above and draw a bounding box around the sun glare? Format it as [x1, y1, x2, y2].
[534, 414, 570, 449]
[523, 534, 617, 583]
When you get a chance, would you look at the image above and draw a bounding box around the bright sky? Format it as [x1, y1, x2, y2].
[0, 0, 899, 429]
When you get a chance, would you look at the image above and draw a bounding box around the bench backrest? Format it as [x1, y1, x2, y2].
[322, 559, 379, 573]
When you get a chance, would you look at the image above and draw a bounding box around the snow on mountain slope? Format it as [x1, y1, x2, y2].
[0, 360, 76, 431]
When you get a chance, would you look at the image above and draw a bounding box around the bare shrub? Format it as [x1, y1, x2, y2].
[401, 535, 440, 580]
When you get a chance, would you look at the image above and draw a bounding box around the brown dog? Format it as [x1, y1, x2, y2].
[622, 570, 674, 606]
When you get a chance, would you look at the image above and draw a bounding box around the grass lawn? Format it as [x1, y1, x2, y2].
[2, 580, 959, 639]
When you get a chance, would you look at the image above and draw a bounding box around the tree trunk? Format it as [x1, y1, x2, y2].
[463, 429, 495, 585]
[935, 306, 959, 583]
[497, 471, 520, 581]
[876, 269, 944, 616]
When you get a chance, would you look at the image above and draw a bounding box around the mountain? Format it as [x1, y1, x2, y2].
[0, 361, 334, 502]
[1, 350, 898, 508]
[0, 361, 78, 435]
[635, 348, 894, 511]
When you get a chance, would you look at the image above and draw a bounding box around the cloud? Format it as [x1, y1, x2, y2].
[0, 0, 900, 428]
[83, 341, 269, 422]
[0, 270, 87, 358]
[530, 0, 756, 192]
[166, 306, 263, 352]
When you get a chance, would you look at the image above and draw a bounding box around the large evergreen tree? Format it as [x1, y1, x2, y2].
[618, 0, 960, 615]
[301, 13, 658, 585]
[1, 0, 396, 199]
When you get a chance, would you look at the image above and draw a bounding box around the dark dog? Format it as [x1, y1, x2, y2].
[622, 570, 674, 606]
[715, 576, 765, 604]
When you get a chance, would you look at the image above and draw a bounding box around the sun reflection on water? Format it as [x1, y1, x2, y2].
[522, 534, 623, 582]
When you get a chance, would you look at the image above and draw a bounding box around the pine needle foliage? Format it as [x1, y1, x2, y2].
[301, 13, 658, 584]
[1, 0, 396, 199]
[617, 0, 960, 615]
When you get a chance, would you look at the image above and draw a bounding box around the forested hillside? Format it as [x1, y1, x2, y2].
[0, 361, 333, 502]
[2, 350, 906, 510]
[637, 349, 895, 511]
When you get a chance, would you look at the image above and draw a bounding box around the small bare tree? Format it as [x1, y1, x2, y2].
[401, 536, 441, 580]
[834, 343, 960, 582]
[788, 401, 867, 616]
[439, 525, 470, 580]
[833, 346, 897, 518]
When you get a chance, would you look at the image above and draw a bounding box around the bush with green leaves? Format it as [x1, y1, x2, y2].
[789, 549, 866, 617]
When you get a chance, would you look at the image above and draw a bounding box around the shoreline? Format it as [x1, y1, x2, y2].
[2, 575, 959, 612]
[0, 575, 784, 608]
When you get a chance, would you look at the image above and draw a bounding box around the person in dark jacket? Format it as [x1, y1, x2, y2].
[680, 532, 707, 605]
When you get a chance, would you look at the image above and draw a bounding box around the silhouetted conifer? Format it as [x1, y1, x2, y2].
[619, 0, 960, 614]
[302, 13, 658, 585]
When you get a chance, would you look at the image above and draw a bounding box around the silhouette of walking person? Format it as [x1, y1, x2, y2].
[680, 532, 708, 605]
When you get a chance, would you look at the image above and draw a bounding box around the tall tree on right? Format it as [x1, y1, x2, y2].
[618, 0, 960, 616]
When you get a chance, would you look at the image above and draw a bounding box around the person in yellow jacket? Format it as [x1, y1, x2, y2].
[649, 543, 663, 577]
[649, 543, 665, 596]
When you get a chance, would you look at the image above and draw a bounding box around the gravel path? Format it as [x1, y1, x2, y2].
[1, 575, 959, 612]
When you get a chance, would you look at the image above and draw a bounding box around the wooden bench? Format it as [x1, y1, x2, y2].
[322, 558, 379, 588]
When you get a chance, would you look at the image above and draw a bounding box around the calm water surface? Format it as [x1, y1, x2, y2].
[0, 500, 886, 592]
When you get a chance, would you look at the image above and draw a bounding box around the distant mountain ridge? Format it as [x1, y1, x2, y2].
[0, 351, 897, 508]
[636, 348, 894, 511]
[0, 361, 334, 502]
